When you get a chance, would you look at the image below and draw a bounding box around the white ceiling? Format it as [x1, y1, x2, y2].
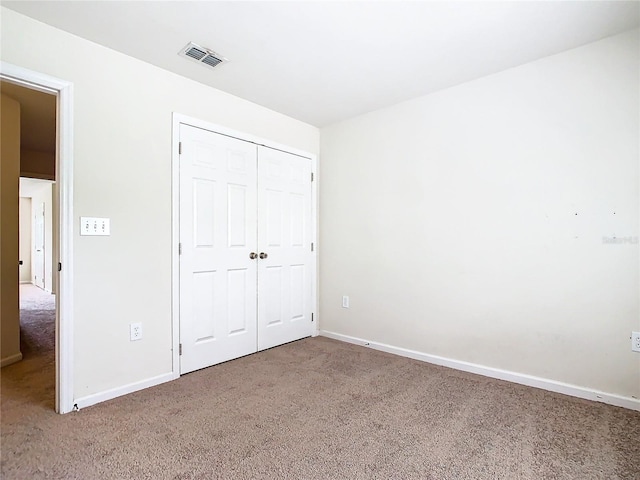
[3, 1, 639, 127]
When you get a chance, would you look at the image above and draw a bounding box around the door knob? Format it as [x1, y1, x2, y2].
[249, 252, 258, 259]
[259, 252, 268, 259]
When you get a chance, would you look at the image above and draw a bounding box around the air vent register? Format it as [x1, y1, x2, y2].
[179, 42, 228, 69]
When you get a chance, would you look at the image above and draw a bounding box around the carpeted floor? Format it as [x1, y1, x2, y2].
[2, 285, 639, 479]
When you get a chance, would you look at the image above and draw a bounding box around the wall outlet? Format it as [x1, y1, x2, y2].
[632, 331, 640, 353]
[342, 296, 349, 308]
[130, 322, 142, 341]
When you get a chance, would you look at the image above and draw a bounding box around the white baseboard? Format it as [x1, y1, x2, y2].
[320, 330, 640, 412]
[1, 352, 23, 367]
[19, 281, 31, 284]
[74, 372, 177, 410]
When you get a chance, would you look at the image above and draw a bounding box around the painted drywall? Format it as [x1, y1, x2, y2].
[21, 149, 55, 180]
[19, 197, 32, 283]
[1, 93, 22, 366]
[1, 7, 319, 400]
[320, 29, 640, 399]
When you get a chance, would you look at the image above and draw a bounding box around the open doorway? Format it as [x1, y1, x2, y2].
[19, 178, 57, 407]
[20, 178, 55, 293]
[2, 80, 57, 409]
[1, 63, 74, 413]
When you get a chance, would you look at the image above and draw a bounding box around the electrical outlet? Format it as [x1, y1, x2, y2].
[130, 322, 142, 341]
[342, 296, 349, 308]
[632, 332, 640, 353]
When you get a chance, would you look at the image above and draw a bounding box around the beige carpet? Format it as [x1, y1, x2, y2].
[2, 286, 639, 479]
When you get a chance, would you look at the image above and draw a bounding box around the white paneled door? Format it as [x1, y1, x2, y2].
[179, 125, 258, 374]
[179, 124, 313, 374]
[257, 146, 313, 350]
[34, 202, 45, 290]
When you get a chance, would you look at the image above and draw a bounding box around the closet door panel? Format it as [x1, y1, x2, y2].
[257, 146, 313, 350]
[179, 125, 258, 374]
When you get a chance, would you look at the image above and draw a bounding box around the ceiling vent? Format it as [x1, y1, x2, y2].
[179, 42, 228, 70]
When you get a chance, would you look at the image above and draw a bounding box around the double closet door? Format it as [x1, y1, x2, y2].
[179, 124, 313, 374]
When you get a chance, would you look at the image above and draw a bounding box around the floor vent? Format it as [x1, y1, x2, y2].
[179, 42, 227, 70]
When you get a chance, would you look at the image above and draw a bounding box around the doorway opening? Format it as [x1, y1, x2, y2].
[20, 177, 57, 407]
[1, 62, 74, 413]
[2, 80, 57, 409]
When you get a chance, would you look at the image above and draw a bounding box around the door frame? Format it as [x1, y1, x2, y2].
[171, 113, 318, 376]
[1, 62, 75, 414]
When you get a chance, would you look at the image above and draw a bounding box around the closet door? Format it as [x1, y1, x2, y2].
[179, 125, 258, 374]
[257, 146, 313, 350]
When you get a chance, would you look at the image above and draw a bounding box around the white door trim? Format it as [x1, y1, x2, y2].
[1, 62, 75, 414]
[171, 113, 319, 376]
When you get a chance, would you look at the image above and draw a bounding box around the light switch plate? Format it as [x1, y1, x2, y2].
[632, 331, 640, 353]
[80, 217, 110, 236]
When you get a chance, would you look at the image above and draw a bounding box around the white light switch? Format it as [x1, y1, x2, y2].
[80, 217, 110, 236]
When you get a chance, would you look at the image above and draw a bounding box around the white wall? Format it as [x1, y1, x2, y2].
[1, 8, 319, 400]
[320, 29, 640, 400]
[19, 197, 32, 283]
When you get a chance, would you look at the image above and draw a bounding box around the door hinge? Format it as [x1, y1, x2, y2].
[179, 142, 182, 155]
[311, 172, 314, 182]
[311, 313, 314, 322]
[178, 243, 182, 255]
[311, 242, 314, 252]
[179, 343, 182, 356]
[58, 262, 62, 272]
